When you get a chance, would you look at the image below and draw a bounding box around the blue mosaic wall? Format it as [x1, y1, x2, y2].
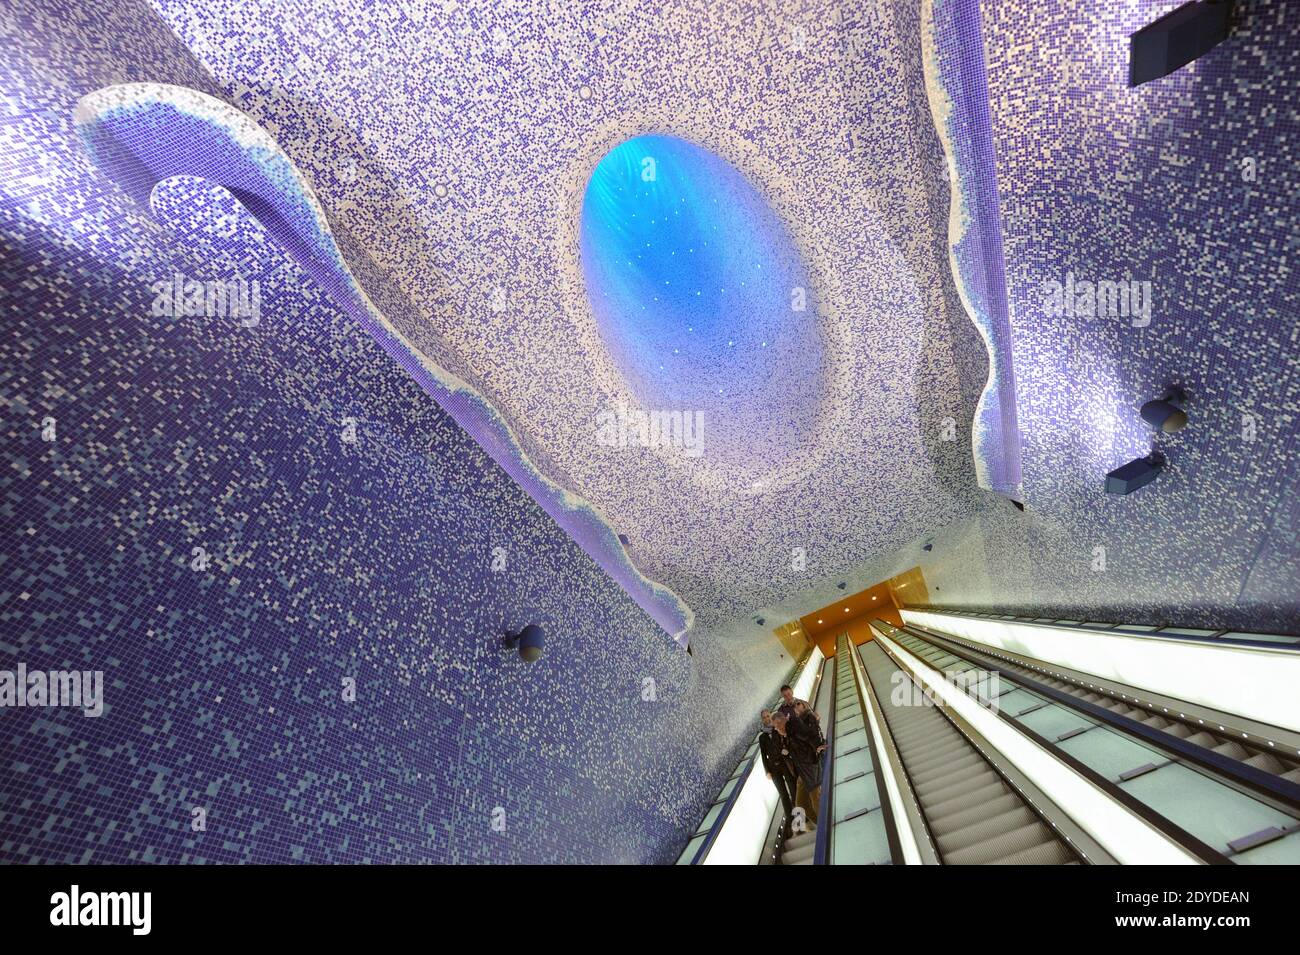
[915, 0, 1300, 632]
[0, 0, 787, 864]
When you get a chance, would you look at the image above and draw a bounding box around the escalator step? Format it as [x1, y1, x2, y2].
[905, 737, 969, 761]
[936, 805, 1039, 855]
[1212, 741, 1250, 760]
[922, 778, 1007, 818]
[783, 830, 817, 851]
[944, 819, 1057, 865]
[906, 744, 973, 768]
[1243, 752, 1285, 774]
[910, 752, 987, 786]
[921, 763, 1003, 804]
[988, 838, 1076, 865]
[928, 792, 1024, 838]
[782, 841, 816, 865]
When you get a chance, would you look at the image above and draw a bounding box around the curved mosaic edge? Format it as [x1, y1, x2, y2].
[921, 0, 1024, 500]
[73, 83, 694, 645]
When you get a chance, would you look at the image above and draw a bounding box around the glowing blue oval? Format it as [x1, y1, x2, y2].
[580, 135, 823, 467]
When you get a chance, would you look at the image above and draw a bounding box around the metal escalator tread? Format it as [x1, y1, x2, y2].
[776, 820, 820, 866]
[988, 838, 1077, 865]
[944, 818, 1061, 865]
[929, 792, 1024, 837]
[936, 805, 1040, 854]
[910, 751, 985, 782]
[1246, 753, 1284, 773]
[923, 771, 1005, 814]
[907, 738, 971, 762]
[860, 643, 1077, 865]
[783, 841, 816, 865]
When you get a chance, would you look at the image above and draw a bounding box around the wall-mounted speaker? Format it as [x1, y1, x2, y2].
[1129, 1, 1234, 87]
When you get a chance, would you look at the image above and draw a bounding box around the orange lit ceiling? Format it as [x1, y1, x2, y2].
[799, 579, 897, 642]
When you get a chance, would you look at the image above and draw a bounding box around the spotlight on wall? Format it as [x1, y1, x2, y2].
[1140, 386, 1188, 433]
[1129, 1, 1234, 87]
[1105, 452, 1166, 495]
[503, 624, 545, 662]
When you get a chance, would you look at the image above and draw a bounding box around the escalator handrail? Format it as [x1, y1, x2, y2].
[900, 622, 1300, 811]
[812, 642, 839, 864]
[847, 635, 910, 864]
[875, 624, 1229, 865]
[905, 606, 1300, 654]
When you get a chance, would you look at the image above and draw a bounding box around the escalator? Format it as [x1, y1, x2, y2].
[779, 830, 818, 865]
[859, 641, 1083, 864]
[882, 622, 1300, 862]
[901, 624, 1300, 789]
[774, 655, 832, 865]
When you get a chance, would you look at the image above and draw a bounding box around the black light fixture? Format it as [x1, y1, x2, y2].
[503, 624, 545, 662]
[1105, 452, 1167, 495]
[1129, 1, 1234, 87]
[1140, 386, 1188, 433]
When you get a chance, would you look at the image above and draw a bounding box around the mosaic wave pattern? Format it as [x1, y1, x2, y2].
[0, 0, 789, 864]
[135, 0, 990, 631]
[75, 83, 692, 643]
[922, 0, 1023, 499]
[914, 0, 1300, 631]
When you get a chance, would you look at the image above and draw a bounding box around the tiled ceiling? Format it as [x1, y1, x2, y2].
[121, 0, 995, 638]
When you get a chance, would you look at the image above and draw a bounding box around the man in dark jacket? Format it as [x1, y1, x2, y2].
[776, 684, 822, 725]
[774, 711, 826, 827]
[792, 699, 825, 746]
[758, 709, 797, 835]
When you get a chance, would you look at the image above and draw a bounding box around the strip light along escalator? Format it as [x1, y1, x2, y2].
[809, 634, 900, 864]
[859, 640, 1086, 864]
[881, 621, 1300, 864]
[903, 622, 1300, 800]
[677, 645, 823, 865]
[901, 609, 1300, 734]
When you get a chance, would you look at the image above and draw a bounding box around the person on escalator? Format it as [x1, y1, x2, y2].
[759, 709, 798, 836]
[791, 699, 825, 747]
[773, 712, 826, 828]
[759, 712, 795, 836]
[775, 685, 820, 725]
